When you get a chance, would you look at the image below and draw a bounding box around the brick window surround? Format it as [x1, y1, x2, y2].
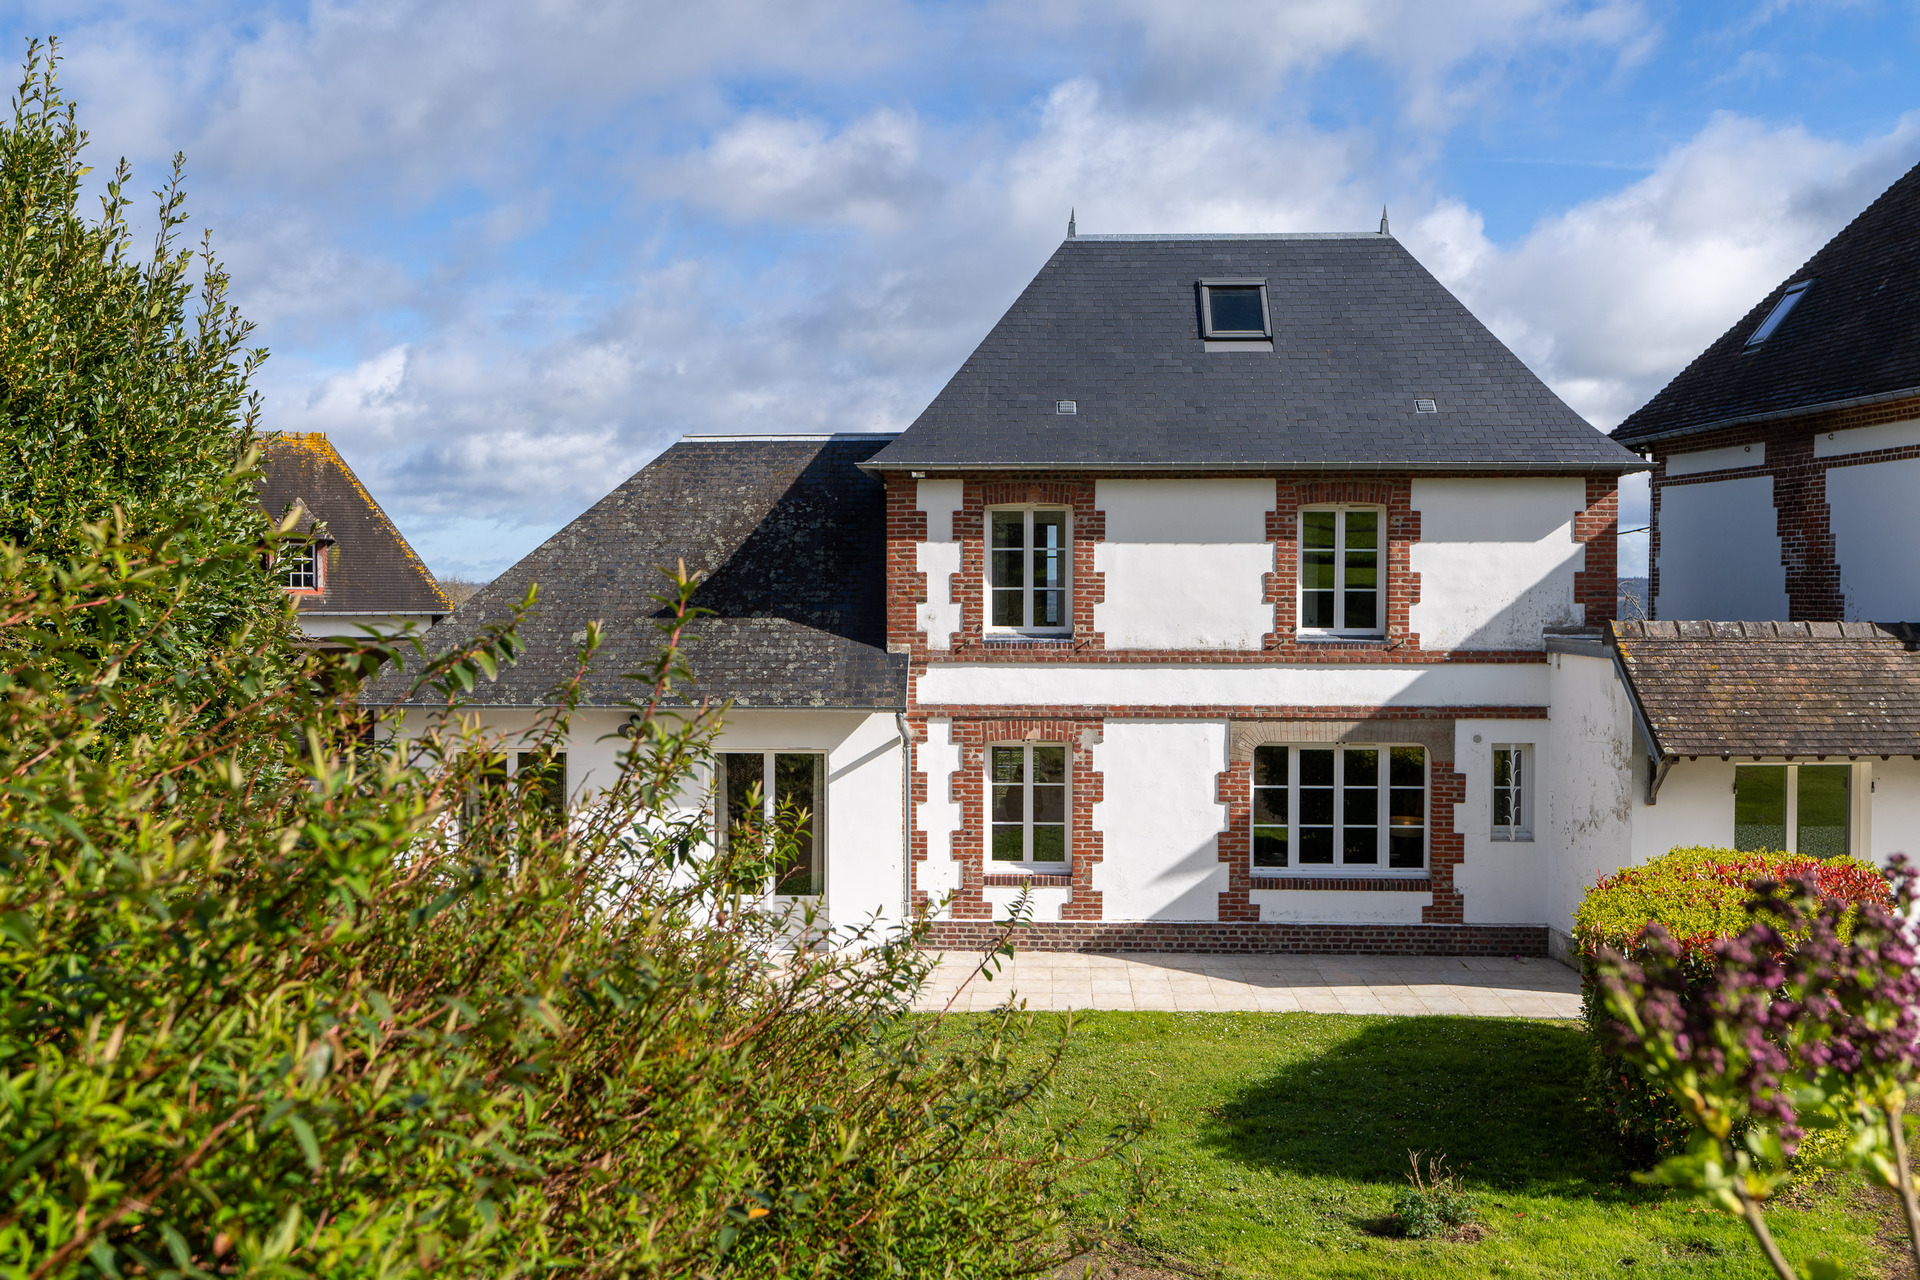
[939, 717, 1104, 920]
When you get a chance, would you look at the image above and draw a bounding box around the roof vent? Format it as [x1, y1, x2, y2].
[1745, 280, 1813, 348]
[1055, 400, 1078, 415]
[1414, 399, 1438, 413]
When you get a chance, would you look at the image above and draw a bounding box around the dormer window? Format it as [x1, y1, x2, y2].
[1199, 279, 1271, 339]
[1745, 280, 1812, 348]
[278, 540, 321, 592]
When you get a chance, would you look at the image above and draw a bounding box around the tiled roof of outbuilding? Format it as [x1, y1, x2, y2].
[361, 435, 906, 710]
[1613, 158, 1920, 446]
[1611, 619, 1920, 759]
[258, 434, 449, 616]
[863, 233, 1644, 474]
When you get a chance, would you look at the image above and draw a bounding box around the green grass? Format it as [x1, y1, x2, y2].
[961, 1011, 1888, 1279]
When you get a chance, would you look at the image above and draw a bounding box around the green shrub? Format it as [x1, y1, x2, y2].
[1574, 845, 1889, 1160]
[1387, 1152, 1476, 1240]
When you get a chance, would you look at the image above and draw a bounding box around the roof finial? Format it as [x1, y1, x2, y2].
[1379, 205, 1390, 236]
[1068, 208, 1077, 238]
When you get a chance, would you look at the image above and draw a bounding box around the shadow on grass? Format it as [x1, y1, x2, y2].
[1199, 1016, 1626, 1197]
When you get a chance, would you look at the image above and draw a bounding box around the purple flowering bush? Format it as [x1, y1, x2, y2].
[1596, 859, 1920, 1280]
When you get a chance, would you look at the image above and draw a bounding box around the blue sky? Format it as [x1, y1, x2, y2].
[6, 1, 1920, 579]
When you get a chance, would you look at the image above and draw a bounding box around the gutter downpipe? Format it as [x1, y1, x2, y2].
[896, 712, 913, 924]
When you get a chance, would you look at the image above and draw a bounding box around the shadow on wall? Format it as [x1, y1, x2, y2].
[1199, 1017, 1615, 1190]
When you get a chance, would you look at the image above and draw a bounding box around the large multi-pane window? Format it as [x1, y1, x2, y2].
[1251, 744, 1425, 872]
[988, 508, 1069, 631]
[1299, 508, 1380, 634]
[720, 752, 824, 896]
[990, 744, 1067, 868]
[1734, 763, 1850, 857]
[1492, 745, 1532, 841]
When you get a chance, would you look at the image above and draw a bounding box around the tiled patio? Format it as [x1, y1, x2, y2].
[913, 951, 1584, 1019]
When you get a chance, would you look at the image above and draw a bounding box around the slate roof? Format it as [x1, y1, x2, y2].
[258, 434, 449, 617]
[1611, 619, 1920, 759]
[361, 435, 907, 710]
[863, 233, 1644, 474]
[1614, 158, 1920, 446]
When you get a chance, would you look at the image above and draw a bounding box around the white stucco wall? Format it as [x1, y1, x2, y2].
[1251, 890, 1430, 923]
[1814, 417, 1920, 458]
[914, 479, 964, 648]
[1667, 442, 1765, 476]
[1452, 718, 1550, 924]
[984, 883, 1073, 920]
[1090, 720, 1230, 920]
[301, 613, 441, 639]
[1409, 478, 1585, 649]
[1093, 479, 1276, 650]
[1827, 458, 1920, 623]
[916, 662, 1549, 708]
[1543, 652, 1636, 934]
[1628, 757, 1738, 864]
[915, 717, 963, 917]
[1870, 757, 1920, 867]
[1654, 476, 1788, 620]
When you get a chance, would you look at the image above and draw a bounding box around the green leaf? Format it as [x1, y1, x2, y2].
[289, 1114, 322, 1171]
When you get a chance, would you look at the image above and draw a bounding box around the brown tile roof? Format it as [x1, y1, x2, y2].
[1611, 619, 1920, 759]
[258, 434, 450, 616]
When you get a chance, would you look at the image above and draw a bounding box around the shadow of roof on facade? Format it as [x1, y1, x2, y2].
[258, 433, 450, 616]
[1612, 619, 1920, 761]
[864, 232, 1646, 474]
[1613, 158, 1920, 447]
[361, 434, 906, 710]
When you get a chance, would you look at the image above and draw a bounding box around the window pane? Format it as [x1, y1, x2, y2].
[1253, 827, 1288, 868]
[1302, 511, 1336, 549]
[723, 752, 761, 841]
[1797, 766, 1850, 859]
[1034, 589, 1066, 627]
[991, 549, 1026, 591]
[773, 753, 821, 895]
[1389, 831, 1424, 869]
[1253, 744, 1288, 788]
[991, 784, 1023, 824]
[1493, 787, 1513, 829]
[518, 751, 568, 820]
[1493, 749, 1511, 789]
[1390, 746, 1425, 787]
[992, 747, 1025, 784]
[1300, 786, 1333, 825]
[991, 826, 1024, 861]
[1252, 786, 1286, 824]
[1389, 787, 1424, 826]
[1300, 748, 1334, 787]
[1031, 825, 1066, 862]
[1032, 784, 1066, 824]
[1302, 590, 1335, 628]
[992, 588, 1025, 627]
[1344, 748, 1378, 787]
[1343, 787, 1377, 827]
[1301, 550, 1335, 591]
[1033, 512, 1066, 588]
[1299, 827, 1334, 864]
[991, 511, 1024, 550]
[1343, 827, 1379, 864]
[1208, 286, 1265, 332]
[1344, 591, 1377, 631]
[1344, 511, 1378, 549]
[1032, 746, 1065, 783]
[1734, 765, 1787, 852]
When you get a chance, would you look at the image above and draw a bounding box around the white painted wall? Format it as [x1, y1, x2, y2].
[1252, 889, 1429, 923]
[301, 613, 441, 639]
[1093, 479, 1275, 650]
[1452, 718, 1550, 924]
[1870, 757, 1920, 867]
[984, 883, 1073, 920]
[916, 662, 1550, 709]
[915, 480, 964, 648]
[1828, 458, 1920, 623]
[1543, 652, 1636, 934]
[1410, 478, 1585, 649]
[1667, 443, 1765, 476]
[916, 718, 963, 917]
[1814, 417, 1920, 458]
[1654, 476, 1788, 620]
[1090, 720, 1230, 920]
[1628, 757, 1738, 864]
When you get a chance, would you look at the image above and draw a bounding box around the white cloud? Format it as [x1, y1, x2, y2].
[669, 109, 937, 231]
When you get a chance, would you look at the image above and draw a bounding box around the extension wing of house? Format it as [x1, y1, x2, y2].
[259, 433, 451, 638]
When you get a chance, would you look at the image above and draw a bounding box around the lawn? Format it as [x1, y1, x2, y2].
[958, 1011, 1892, 1279]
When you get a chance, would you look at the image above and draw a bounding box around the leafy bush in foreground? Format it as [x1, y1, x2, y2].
[1574, 847, 1890, 1159]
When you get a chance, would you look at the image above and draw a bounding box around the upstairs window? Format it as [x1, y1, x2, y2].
[278, 540, 319, 592]
[991, 743, 1068, 869]
[1299, 508, 1381, 636]
[1199, 279, 1271, 339]
[1251, 744, 1426, 873]
[1745, 280, 1812, 348]
[988, 508, 1069, 632]
[1492, 745, 1532, 841]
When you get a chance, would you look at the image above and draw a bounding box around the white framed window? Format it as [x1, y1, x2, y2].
[278, 540, 320, 592]
[1734, 762, 1850, 857]
[718, 751, 825, 897]
[988, 507, 1070, 632]
[990, 743, 1068, 869]
[1198, 278, 1272, 339]
[1299, 507, 1381, 635]
[1250, 744, 1425, 873]
[1492, 745, 1532, 841]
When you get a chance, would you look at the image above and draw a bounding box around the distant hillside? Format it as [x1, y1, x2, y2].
[1617, 577, 1648, 620]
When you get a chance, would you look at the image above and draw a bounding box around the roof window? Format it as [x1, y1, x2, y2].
[1199, 279, 1271, 339]
[1745, 280, 1812, 348]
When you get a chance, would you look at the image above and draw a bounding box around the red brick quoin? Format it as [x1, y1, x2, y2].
[938, 717, 1104, 921]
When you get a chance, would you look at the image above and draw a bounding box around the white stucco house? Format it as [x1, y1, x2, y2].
[363, 159, 1920, 957]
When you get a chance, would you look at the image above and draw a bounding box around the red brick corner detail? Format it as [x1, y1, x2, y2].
[946, 717, 1104, 921]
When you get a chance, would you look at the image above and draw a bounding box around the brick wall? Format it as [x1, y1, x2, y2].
[1648, 394, 1920, 621]
[942, 716, 1104, 920]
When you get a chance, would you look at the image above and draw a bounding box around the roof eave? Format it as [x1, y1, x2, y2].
[858, 458, 1651, 476]
[1614, 382, 1920, 449]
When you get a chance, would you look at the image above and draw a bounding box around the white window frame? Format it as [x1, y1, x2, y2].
[1249, 743, 1427, 877]
[988, 742, 1069, 871]
[1297, 505, 1384, 637]
[1491, 744, 1532, 842]
[716, 750, 827, 899]
[1733, 761, 1854, 857]
[985, 506, 1072, 635]
[278, 540, 321, 593]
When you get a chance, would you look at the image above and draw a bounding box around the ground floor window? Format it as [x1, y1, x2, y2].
[991, 743, 1067, 869]
[516, 750, 568, 821]
[1492, 744, 1532, 841]
[1252, 744, 1426, 872]
[719, 751, 824, 896]
[1734, 762, 1849, 857]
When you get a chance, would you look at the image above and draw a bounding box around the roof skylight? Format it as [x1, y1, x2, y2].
[1745, 280, 1813, 348]
[1198, 279, 1271, 340]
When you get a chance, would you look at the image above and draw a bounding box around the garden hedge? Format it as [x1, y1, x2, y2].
[1574, 846, 1891, 1159]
